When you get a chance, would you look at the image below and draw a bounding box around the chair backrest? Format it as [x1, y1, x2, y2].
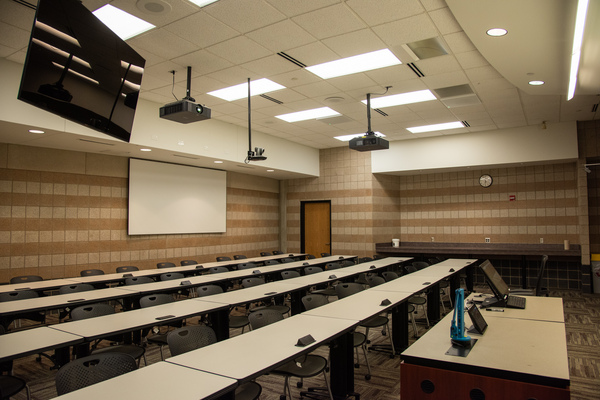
[535, 255, 549, 296]
[335, 282, 365, 299]
[160, 272, 184, 281]
[0, 290, 39, 302]
[242, 277, 265, 288]
[320, 253, 331, 257]
[139, 294, 175, 308]
[216, 256, 231, 262]
[325, 262, 342, 270]
[196, 285, 224, 297]
[260, 252, 272, 257]
[272, 251, 284, 255]
[280, 257, 294, 263]
[237, 262, 257, 270]
[116, 266, 139, 273]
[405, 265, 418, 274]
[209, 266, 229, 274]
[157, 262, 176, 269]
[428, 258, 440, 265]
[125, 276, 154, 285]
[55, 353, 137, 395]
[71, 303, 114, 320]
[281, 270, 301, 280]
[367, 276, 386, 287]
[304, 266, 323, 275]
[9, 275, 43, 284]
[248, 308, 283, 330]
[382, 271, 399, 282]
[180, 260, 198, 266]
[233, 255, 247, 260]
[306, 254, 316, 259]
[167, 325, 217, 356]
[80, 269, 104, 277]
[59, 284, 94, 295]
[413, 261, 430, 270]
[358, 257, 374, 263]
[301, 294, 328, 310]
[263, 259, 279, 266]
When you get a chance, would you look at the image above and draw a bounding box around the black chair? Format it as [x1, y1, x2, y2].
[125, 276, 155, 285]
[260, 252, 272, 257]
[242, 278, 290, 316]
[233, 255, 248, 260]
[216, 256, 232, 262]
[320, 253, 331, 257]
[248, 309, 333, 399]
[325, 262, 342, 270]
[280, 257, 295, 263]
[196, 285, 250, 334]
[263, 259, 280, 266]
[80, 269, 104, 276]
[304, 266, 323, 275]
[301, 294, 372, 380]
[59, 284, 94, 294]
[70, 303, 146, 366]
[335, 283, 395, 356]
[166, 325, 261, 400]
[159, 272, 184, 281]
[358, 257, 373, 263]
[209, 266, 229, 274]
[9, 275, 43, 284]
[242, 277, 265, 288]
[180, 260, 198, 266]
[116, 266, 139, 273]
[157, 262, 176, 269]
[412, 261, 429, 270]
[0, 290, 45, 329]
[237, 262, 258, 270]
[55, 353, 137, 395]
[272, 251, 284, 255]
[404, 265, 418, 274]
[139, 294, 180, 360]
[366, 275, 385, 287]
[0, 326, 30, 400]
[382, 271, 399, 281]
[306, 254, 317, 259]
[281, 270, 301, 280]
[511, 255, 549, 297]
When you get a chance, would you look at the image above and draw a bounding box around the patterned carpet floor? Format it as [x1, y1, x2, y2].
[5, 289, 599, 399]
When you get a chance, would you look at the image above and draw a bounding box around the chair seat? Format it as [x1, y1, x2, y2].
[91, 344, 145, 362]
[229, 315, 250, 329]
[360, 315, 388, 328]
[408, 296, 426, 305]
[353, 331, 367, 347]
[311, 287, 337, 297]
[0, 375, 28, 399]
[249, 305, 290, 315]
[273, 354, 328, 378]
[147, 333, 169, 345]
[234, 381, 262, 400]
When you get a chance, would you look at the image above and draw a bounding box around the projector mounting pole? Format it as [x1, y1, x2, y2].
[183, 66, 195, 102]
[366, 93, 374, 136]
[247, 77, 253, 158]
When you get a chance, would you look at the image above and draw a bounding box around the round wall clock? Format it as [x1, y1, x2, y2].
[479, 174, 493, 188]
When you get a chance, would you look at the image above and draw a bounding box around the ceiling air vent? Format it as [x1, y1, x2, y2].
[277, 52, 306, 68]
[434, 84, 481, 108]
[259, 94, 283, 104]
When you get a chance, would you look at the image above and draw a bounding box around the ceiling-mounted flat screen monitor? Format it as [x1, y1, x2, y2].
[17, 0, 145, 142]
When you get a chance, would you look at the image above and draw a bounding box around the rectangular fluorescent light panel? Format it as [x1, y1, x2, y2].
[407, 121, 464, 134]
[306, 49, 401, 79]
[363, 89, 436, 108]
[189, 0, 219, 7]
[276, 107, 340, 123]
[335, 132, 385, 142]
[568, 0, 589, 100]
[208, 78, 285, 101]
[93, 4, 155, 40]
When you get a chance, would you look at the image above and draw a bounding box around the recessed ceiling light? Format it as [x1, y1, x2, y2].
[207, 78, 285, 101]
[568, 0, 590, 100]
[267, 169, 275, 172]
[407, 121, 464, 134]
[486, 28, 507, 37]
[28, 129, 45, 134]
[528, 80, 545, 86]
[214, 160, 223, 164]
[334, 132, 385, 142]
[275, 107, 340, 123]
[362, 90, 436, 109]
[93, 4, 155, 40]
[140, 148, 152, 152]
[306, 49, 401, 79]
[188, 0, 219, 7]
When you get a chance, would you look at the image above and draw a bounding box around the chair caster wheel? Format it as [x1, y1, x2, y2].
[280, 395, 286, 400]
[365, 374, 371, 380]
[354, 363, 360, 368]
[297, 382, 303, 388]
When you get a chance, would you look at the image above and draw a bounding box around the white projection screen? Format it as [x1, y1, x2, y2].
[128, 159, 227, 235]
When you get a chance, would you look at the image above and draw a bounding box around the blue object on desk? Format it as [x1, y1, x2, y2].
[450, 288, 472, 346]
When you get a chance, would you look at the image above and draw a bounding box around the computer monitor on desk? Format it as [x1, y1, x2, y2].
[479, 260, 526, 309]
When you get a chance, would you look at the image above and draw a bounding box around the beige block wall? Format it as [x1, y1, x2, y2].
[0, 143, 280, 282]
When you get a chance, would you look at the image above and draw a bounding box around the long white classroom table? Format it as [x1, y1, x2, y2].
[51, 361, 238, 400]
[0, 326, 82, 364]
[400, 296, 569, 399]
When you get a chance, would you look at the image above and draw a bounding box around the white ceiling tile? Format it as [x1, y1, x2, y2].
[429, 7, 462, 35]
[292, 81, 342, 99]
[346, 0, 424, 26]
[110, 0, 198, 26]
[443, 31, 476, 54]
[455, 50, 489, 70]
[321, 29, 387, 58]
[162, 12, 240, 48]
[206, 36, 271, 64]
[204, 0, 286, 34]
[372, 14, 439, 47]
[128, 29, 199, 59]
[271, 69, 322, 89]
[0, 23, 30, 50]
[241, 55, 299, 78]
[292, 4, 367, 40]
[264, 0, 340, 17]
[171, 49, 234, 75]
[283, 42, 339, 66]
[421, 69, 469, 90]
[246, 20, 316, 53]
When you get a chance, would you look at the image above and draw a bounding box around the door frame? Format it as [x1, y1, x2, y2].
[300, 200, 332, 254]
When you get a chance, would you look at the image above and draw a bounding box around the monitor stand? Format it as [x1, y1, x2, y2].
[481, 296, 506, 308]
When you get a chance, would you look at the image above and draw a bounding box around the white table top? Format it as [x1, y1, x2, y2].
[167, 313, 358, 380]
[197, 280, 306, 307]
[402, 298, 570, 385]
[303, 289, 413, 321]
[471, 294, 565, 323]
[49, 299, 227, 340]
[51, 361, 238, 400]
[0, 278, 81, 294]
[0, 326, 83, 362]
[0, 286, 138, 316]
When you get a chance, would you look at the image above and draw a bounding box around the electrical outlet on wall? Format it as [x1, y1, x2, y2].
[540, 238, 544, 244]
[485, 238, 491, 243]
[431, 237, 435, 242]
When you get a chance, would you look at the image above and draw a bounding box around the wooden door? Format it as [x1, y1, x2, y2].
[301, 201, 331, 257]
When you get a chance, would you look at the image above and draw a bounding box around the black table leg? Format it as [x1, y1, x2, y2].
[211, 308, 230, 341]
[391, 302, 409, 353]
[427, 283, 441, 323]
[329, 330, 355, 399]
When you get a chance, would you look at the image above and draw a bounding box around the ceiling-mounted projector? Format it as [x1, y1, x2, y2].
[159, 99, 211, 124]
[159, 66, 211, 124]
[349, 133, 389, 151]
